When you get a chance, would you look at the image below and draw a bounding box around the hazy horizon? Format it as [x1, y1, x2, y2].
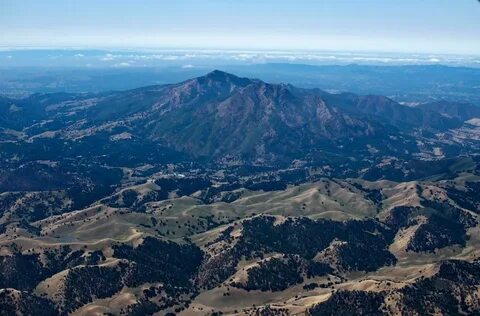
[2, 0, 480, 55]
[1, 48, 480, 69]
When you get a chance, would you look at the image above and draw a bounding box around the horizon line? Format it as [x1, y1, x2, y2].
[1, 46, 480, 58]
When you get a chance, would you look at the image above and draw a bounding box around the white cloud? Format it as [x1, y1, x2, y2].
[101, 53, 116, 61]
[113, 62, 131, 67]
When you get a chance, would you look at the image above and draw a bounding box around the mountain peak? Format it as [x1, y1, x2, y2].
[197, 70, 254, 87]
[205, 69, 232, 79]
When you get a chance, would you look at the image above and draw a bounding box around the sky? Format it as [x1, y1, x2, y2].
[1, 0, 480, 55]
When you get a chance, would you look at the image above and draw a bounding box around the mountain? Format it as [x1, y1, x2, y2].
[2, 70, 480, 177]
[4, 70, 475, 167]
[70, 70, 385, 162]
[133, 71, 385, 162]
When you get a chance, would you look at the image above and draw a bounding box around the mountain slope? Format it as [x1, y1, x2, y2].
[319, 92, 464, 131]
[417, 100, 480, 121]
[140, 71, 384, 162]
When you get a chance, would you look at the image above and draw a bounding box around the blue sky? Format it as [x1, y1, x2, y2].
[1, 0, 479, 54]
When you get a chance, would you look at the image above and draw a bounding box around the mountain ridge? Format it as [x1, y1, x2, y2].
[1, 70, 479, 167]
